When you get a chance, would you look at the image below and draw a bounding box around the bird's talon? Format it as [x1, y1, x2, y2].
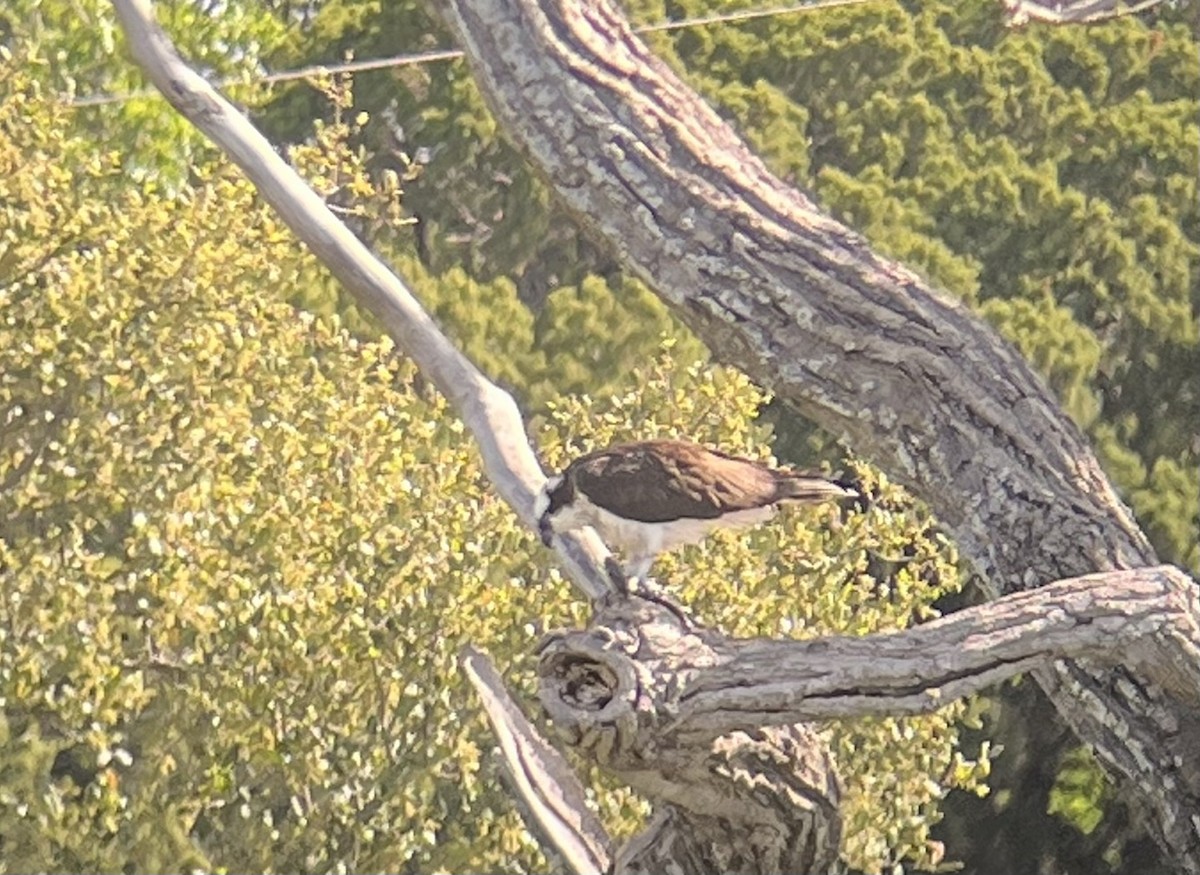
[604, 556, 631, 596]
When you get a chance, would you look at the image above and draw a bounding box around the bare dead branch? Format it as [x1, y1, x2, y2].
[533, 567, 1198, 859]
[672, 565, 1200, 740]
[532, 594, 840, 875]
[107, 0, 616, 602]
[1002, 0, 1170, 26]
[537, 568, 1200, 744]
[460, 647, 612, 875]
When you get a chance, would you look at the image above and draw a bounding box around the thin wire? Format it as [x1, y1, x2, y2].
[64, 0, 875, 108]
[67, 48, 468, 107]
[636, 0, 871, 32]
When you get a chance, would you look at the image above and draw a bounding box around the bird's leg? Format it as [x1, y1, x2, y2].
[600, 556, 691, 629]
[610, 557, 693, 629]
[634, 580, 693, 629]
[604, 555, 631, 596]
[627, 556, 653, 581]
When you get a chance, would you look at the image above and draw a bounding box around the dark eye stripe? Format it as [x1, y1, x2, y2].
[547, 477, 574, 513]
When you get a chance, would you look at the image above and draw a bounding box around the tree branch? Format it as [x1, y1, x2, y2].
[107, 0, 616, 602]
[537, 568, 1200, 747]
[435, 0, 1200, 867]
[671, 565, 1200, 741]
[460, 647, 612, 875]
[532, 567, 1197, 870]
[1001, 0, 1170, 26]
[537, 591, 846, 875]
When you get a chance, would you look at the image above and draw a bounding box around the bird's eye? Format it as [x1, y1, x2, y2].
[545, 476, 573, 513]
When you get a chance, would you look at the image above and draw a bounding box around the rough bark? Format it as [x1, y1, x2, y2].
[542, 566, 1200, 742]
[1001, 0, 1170, 26]
[537, 594, 845, 875]
[435, 0, 1200, 868]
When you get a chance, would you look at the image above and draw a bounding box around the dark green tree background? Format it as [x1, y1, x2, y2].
[256, 0, 1196, 571]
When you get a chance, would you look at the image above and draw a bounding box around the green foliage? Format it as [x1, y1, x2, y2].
[1131, 456, 1200, 572]
[392, 260, 704, 409]
[273, 72, 410, 338]
[1048, 746, 1111, 836]
[1, 0, 287, 181]
[638, 0, 1198, 572]
[1, 61, 561, 874]
[260, 69, 699, 409]
[532, 275, 707, 404]
[399, 258, 546, 395]
[258, 0, 1197, 577]
[981, 293, 1103, 428]
[260, 0, 609, 294]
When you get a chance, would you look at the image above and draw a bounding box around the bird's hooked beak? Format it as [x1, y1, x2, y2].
[538, 513, 553, 547]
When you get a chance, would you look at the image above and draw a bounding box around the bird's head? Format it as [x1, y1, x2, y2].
[534, 473, 574, 546]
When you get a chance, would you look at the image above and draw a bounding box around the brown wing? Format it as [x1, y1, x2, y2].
[569, 440, 782, 522]
[698, 443, 852, 504]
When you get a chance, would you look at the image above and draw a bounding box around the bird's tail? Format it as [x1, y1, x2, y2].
[774, 473, 856, 504]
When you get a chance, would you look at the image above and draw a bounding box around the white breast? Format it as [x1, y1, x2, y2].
[569, 494, 778, 561]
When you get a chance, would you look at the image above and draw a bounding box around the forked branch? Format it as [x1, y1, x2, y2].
[538, 567, 1200, 756]
[527, 566, 1197, 872]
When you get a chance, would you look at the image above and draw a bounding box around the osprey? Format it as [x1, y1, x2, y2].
[535, 439, 853, 579]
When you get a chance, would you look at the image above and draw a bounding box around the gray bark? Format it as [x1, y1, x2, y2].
[1001, 0, 1170, 26]
[435, 0, 1200, 869]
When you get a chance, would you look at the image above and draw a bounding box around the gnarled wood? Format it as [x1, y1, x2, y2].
[436, 0, 1200, 868]
[539, 595, 843, 875]
[1001, 0, 1170, 26]
[540, 566, 1200, 742]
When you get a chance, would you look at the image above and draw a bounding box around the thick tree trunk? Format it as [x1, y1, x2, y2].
[435, 0, 1200, 868]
